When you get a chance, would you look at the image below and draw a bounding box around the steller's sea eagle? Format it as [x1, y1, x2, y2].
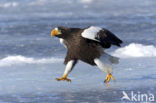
[51, 26, 122, 83]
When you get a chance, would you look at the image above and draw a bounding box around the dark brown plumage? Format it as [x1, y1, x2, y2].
[55, 26, 122, 65]
[51, 26, 122, 83]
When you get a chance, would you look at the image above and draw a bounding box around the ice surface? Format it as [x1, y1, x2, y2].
[0, 0, 156, 102]
[0, 57, 156, 102]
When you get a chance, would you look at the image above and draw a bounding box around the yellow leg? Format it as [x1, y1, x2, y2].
[56, 74, 71, 82]
[104, 73, 115, 83]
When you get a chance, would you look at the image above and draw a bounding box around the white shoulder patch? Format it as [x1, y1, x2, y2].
[81, 26, 102, 42]
[60, 38, 67, 48]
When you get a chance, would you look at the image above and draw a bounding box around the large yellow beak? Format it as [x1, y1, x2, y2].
[51, 29, 61, 37]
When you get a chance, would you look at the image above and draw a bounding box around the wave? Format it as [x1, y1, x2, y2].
[0, 55, 63, 67]
[112, 43, 156, 58]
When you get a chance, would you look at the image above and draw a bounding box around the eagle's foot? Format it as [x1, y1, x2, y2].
[56, 74, 71, 82]
[104, 73, 114, 83]
[56, 77, 71, 82]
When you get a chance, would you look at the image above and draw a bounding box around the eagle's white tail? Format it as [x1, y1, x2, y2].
[94, 52, 119, 73]
[103, 53, 119, 64]
[94, 53, 119, 74]
[109, 55, 119, 64]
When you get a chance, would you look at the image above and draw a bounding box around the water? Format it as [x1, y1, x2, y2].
[0, 0, 156, 102]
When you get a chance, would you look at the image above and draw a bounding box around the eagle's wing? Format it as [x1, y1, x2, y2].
[81, 26, 123, 48]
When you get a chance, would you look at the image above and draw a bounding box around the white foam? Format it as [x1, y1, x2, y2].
[80, 0, 93, 4]
[112, 43, 156, 58]
[0, 55, 63, 67]
[0, 2, 18, 8]
[29, 0, 47, 6]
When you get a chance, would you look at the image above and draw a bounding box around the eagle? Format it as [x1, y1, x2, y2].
[51, 26, 122, 83]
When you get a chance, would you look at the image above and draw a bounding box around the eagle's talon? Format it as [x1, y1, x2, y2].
[56, 77, 71, 82]
[65, 78, 71, 82]
[104, 73, 114, 83]
[56, 78, 63, 81]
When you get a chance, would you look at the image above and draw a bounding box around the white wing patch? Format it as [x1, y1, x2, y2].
[60, 38, 67, 48]
[81, 26, 102, 42]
